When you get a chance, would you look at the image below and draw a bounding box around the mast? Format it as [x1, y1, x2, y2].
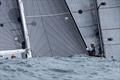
[17, 0, 32, 58]
[94, 0, 105, 57]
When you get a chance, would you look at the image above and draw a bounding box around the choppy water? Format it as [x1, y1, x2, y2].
[0, 55, 119, 80]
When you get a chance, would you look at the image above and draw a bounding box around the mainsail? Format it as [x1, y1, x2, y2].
[0, 0, 25, 51]
[65, 0, 100, 53]
[97, 0, 120, 59]
[0, 0, 26, 58]
[21, 0, 87, 57]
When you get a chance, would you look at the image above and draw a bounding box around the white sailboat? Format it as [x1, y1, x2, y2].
[1, 0, 119, 59]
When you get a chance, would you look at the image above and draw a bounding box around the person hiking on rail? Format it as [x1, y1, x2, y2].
[86, 42, 96, 56]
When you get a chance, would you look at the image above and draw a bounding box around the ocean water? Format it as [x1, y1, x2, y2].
[0, 55, 119, 80]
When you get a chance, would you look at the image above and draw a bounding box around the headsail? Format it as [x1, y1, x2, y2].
[21, 0, 87, 57]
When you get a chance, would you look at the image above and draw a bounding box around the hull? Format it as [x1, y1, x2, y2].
[21, 0, 87, 57]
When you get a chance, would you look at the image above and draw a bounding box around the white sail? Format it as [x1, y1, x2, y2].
[21, 0, 87, 57]
[97, 0, 120, 59]
[65, 0, 100, 53]
[0, 0, 26, 58]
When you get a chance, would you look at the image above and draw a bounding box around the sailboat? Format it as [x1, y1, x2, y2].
[0, 0, 119, 59]
[0, 0, 87, 59]
[65, 0, 101, 55]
